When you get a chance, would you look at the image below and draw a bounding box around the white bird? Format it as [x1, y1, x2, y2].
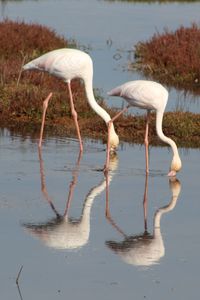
[106, 80, 182, 177]
[22, 150, 118, 250]
[106, 176, 181, 267]
[23, 48, 119, 151]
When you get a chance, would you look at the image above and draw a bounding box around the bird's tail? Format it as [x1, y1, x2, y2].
[107, 86, 121, 97]
[22, 61, 36, 71]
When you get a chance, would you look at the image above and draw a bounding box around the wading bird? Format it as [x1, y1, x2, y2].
[105, 80, 181, 176]
[23, 48, 119, 151]
[22, 149, 118, 250]
[106, 175, 181, 267]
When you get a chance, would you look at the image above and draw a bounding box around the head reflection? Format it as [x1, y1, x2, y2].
[105, 175, 181, 267]
[22, 149, 118, 250]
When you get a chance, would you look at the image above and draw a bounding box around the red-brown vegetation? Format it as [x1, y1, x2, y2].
[0, 20, 99, 121]
[0, 20, 114, 142]
[133, 23, 200, 92]
[1, 20, 200, 148]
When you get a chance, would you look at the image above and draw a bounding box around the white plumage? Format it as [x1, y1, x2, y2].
[106, 178, 181, 267]
[23, 48, 119, 151]
[108, 80, 168, 111]
[106, 80, 181, 176]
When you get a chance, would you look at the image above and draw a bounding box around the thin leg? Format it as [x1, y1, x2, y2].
[63, 174, 77, 216]
[38, 147, 60, 218]
[38, 145, 82, 218]
[104, 105, 130, 173]
[38, 92, 53, 148]
[105, 121, 112, 174]
[67, 81, 83, 152]
[144, 111, 150, 174]
[143, 173, 149, 232]
[105, 171, 126, 237]
[105, 170, 110, 218]
[63, 150, 82, 216]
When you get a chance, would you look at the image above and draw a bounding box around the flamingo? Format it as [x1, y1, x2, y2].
[105, 175, 181, 267]
[22, 149, 118, 250]
[23, 48, 119, 151]
[105, 80, 182, 176]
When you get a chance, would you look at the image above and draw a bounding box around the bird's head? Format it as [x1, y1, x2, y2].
[169, 177, 181, 198]
[109, 124, 119, 152]
[168, 154, 182, 177]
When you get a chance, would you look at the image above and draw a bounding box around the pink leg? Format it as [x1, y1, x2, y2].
[105, 121, 112, 173]
[143, 173, 149, 232]
[38, 147, 60, 218]
[63, 175, 77, 216]
[144, 111, 150, 174]
[105, 171, 126, 237]
[63, 150, 82, 216]
[67, 81, 83, 152]
[104, 105, 130, 173]
[38, 92, 53, 148]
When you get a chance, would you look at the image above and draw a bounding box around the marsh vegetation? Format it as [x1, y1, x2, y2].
[1, 20, 200, 148]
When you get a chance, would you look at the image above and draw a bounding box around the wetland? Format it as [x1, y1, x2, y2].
[0, 1, 200, 299]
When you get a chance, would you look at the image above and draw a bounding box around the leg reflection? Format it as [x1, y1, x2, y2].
[22, 149, 118, 250]
[105, 174, 181, 267]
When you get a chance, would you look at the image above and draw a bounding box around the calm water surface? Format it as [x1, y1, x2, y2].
[0, 129, 199, 299]
[0, 1, 200, 299]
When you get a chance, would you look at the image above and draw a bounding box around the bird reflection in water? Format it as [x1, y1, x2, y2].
[22, 149, 118, 250]
[105, 174, 181, 267]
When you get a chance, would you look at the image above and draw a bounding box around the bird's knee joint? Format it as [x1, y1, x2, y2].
[144, 138, 149, 146]
[107, 120, 113, 128]
[43, 100, 49, 110]
[71, 109, 78, 119]
[43, 93, 52, 109]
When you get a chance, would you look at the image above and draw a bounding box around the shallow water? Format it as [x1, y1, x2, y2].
[0, 1, 200, 299]
[1, 0, 200, 112]
[0, 129, 200, 299]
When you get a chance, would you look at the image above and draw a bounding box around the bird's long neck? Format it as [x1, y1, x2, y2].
[82, 180, 106, 223]
[83, 75, 119, 146]
[84, 76, 111, 123]
[81, 172, 114, 227]
[156, 109, 179, 157]
[154, 179, 180, 229]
